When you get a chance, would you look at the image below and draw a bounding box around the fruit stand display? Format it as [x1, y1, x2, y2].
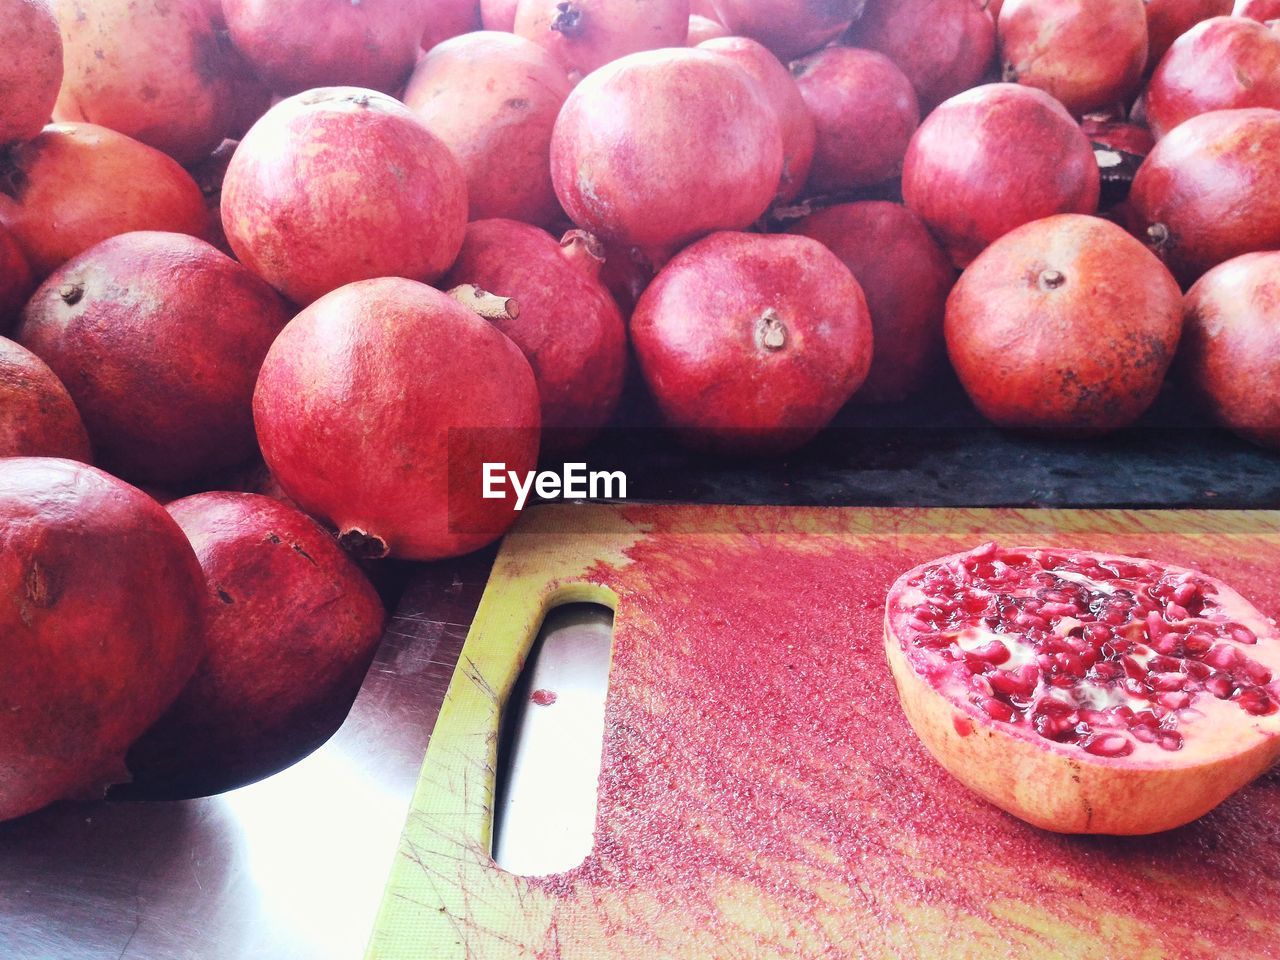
[1, 0, 1279, 958]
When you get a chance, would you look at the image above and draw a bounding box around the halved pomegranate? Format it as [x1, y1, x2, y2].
[886, 543, 1280, 834]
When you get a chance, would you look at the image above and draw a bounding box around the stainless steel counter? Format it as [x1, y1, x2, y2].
[0, 552, 492, 960]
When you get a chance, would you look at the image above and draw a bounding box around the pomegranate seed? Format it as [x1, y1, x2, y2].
[1185, 661, 1211, 681]
[1237, 688, 1278, 716]
[1183, 632, 1213, 656]
[1165, 602, 1190, 621]
[1157, 730, 1184, 751]
[978, 697, 1015, 721]
[1123, 677, 1147, 698]
[968, 640, 1011, 664]
[1100, 604, 1130, 626]
[1172, 581, 1199, 607]
[1148, 672, 1187, 692]
[1148, 654, 1180, 673]
[1048, 674, 1076, 688]
[1131, 725, 1158, 743]
[1084, 735, 1134, 758]
[1230, 624, 1257, 645]
[1205, 674, 1235, 699]
[989, 664, 1039, 698]
[1146, 611, 1169, 639]
[1204, 645, 1240, 671]
[1122, 656, 1147, 680]
[1041, 601, 1081, 618]
[1241, 660, 1273, 686]
[1086, 624, 1111, 645]
[1157, 691, 1191, 711]
[1089, 662, 1123, 681]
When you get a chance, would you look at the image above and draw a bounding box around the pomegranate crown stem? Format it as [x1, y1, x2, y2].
[447, 284, 520, 322]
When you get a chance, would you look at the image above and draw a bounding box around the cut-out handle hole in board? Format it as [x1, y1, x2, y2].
[492, 602, 614, 877]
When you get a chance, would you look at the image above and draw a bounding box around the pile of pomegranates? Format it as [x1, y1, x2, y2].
[0, 0, 1278, 830]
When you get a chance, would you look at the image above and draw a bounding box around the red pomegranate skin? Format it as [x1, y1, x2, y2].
[0, 0, 61, 146]
[710, 0, 860, 61]
[122, 492, 386, 798]
[1081, 116, 1155, 156]
[1127, 108, 1280, 284]
[902, 84, 1101, 268]
[50, 0, 266, 165]
[17, 232, 292, 485]
[1235, 0, 1280, 20]
[698, 36, 816, 202]
[222, 88, 468, 306]
[222, 0, 426, 95]
[0, 457, 204, 822]
[998, 0, 1148, 116]
[513, 0, 691, 80]
[945, 214, 1183, 433]
[551, 49, 783, 256]
[687, 13, 730, 43]
[791, 46, 919, 193]
[0, 123, 208, 279]
[1181, 251, 1280, 448]
[0, 225, 34, 332]
[791, 202, 955, 404]
[253, 278, 541, 562]
[631, 231, 873, 456]
[1146, 0, 1233, 68]
[421, 0, 481, 50]
[0, 337, 90, 460]
[481, 0, 520, 29]
[846, 0, 996, 111]
[1146, 17, 1280, 140]
[404, 32, 571, 228]
[443, 220, 627, 451]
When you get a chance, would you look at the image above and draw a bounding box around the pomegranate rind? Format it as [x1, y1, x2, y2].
[885, 545, 1280, 834]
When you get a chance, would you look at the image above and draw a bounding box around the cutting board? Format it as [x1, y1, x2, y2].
[367, 505, 1280, 960]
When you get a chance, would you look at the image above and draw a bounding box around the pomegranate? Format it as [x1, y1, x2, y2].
[1235, 0, 1280, 20]
[17, 232, 292, 485]
[253, 278, 540, 562]
[122, 493, 385, 798]
[1081, 116, 1155, 156]
[687, 13, 730, 43]
[1181, 252, 1280, 449]
[0, 457, 204, 822]
[0, 123, 207, 279]
[404, 32, 571, 228]
[791, 46, 919, 192]
[0, 0, 61, 146]
[845, 0, 996, 111]
[945, 214, 1181, 433]
[550, 49, 782, 255]
[998, 0, 1148, 117]
[709, 0, 860, 61]
[0, 225, 33, 332]
[631, 231, 872, 456]
[698, 36, 816, 202]
[513, 0, 690, 80]
[1146, 17, 1280, 140]
[421, 0, 481, 50]
[50, 0, 266, 165]
[886, 542, 1280, 834]
[0, 337, 90, 460]
[221, 0, 426, 95]
[222, 88, 468, 306]
[791, 202, 954, 404]
[1145, 0, 1233, 68]
[1127, 108, 1280, 284]
[442, 220, 626, 451]
[481, 0, 520, 29]
[902, 84, 1100, 267]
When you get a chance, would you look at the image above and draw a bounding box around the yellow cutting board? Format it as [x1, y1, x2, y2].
[368, 505, 1280, 960]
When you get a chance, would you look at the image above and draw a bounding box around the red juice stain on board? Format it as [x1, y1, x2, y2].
[523, 506, 1280, 957]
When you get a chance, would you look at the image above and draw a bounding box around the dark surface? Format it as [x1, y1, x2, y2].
[1, 376, 1276, 960]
